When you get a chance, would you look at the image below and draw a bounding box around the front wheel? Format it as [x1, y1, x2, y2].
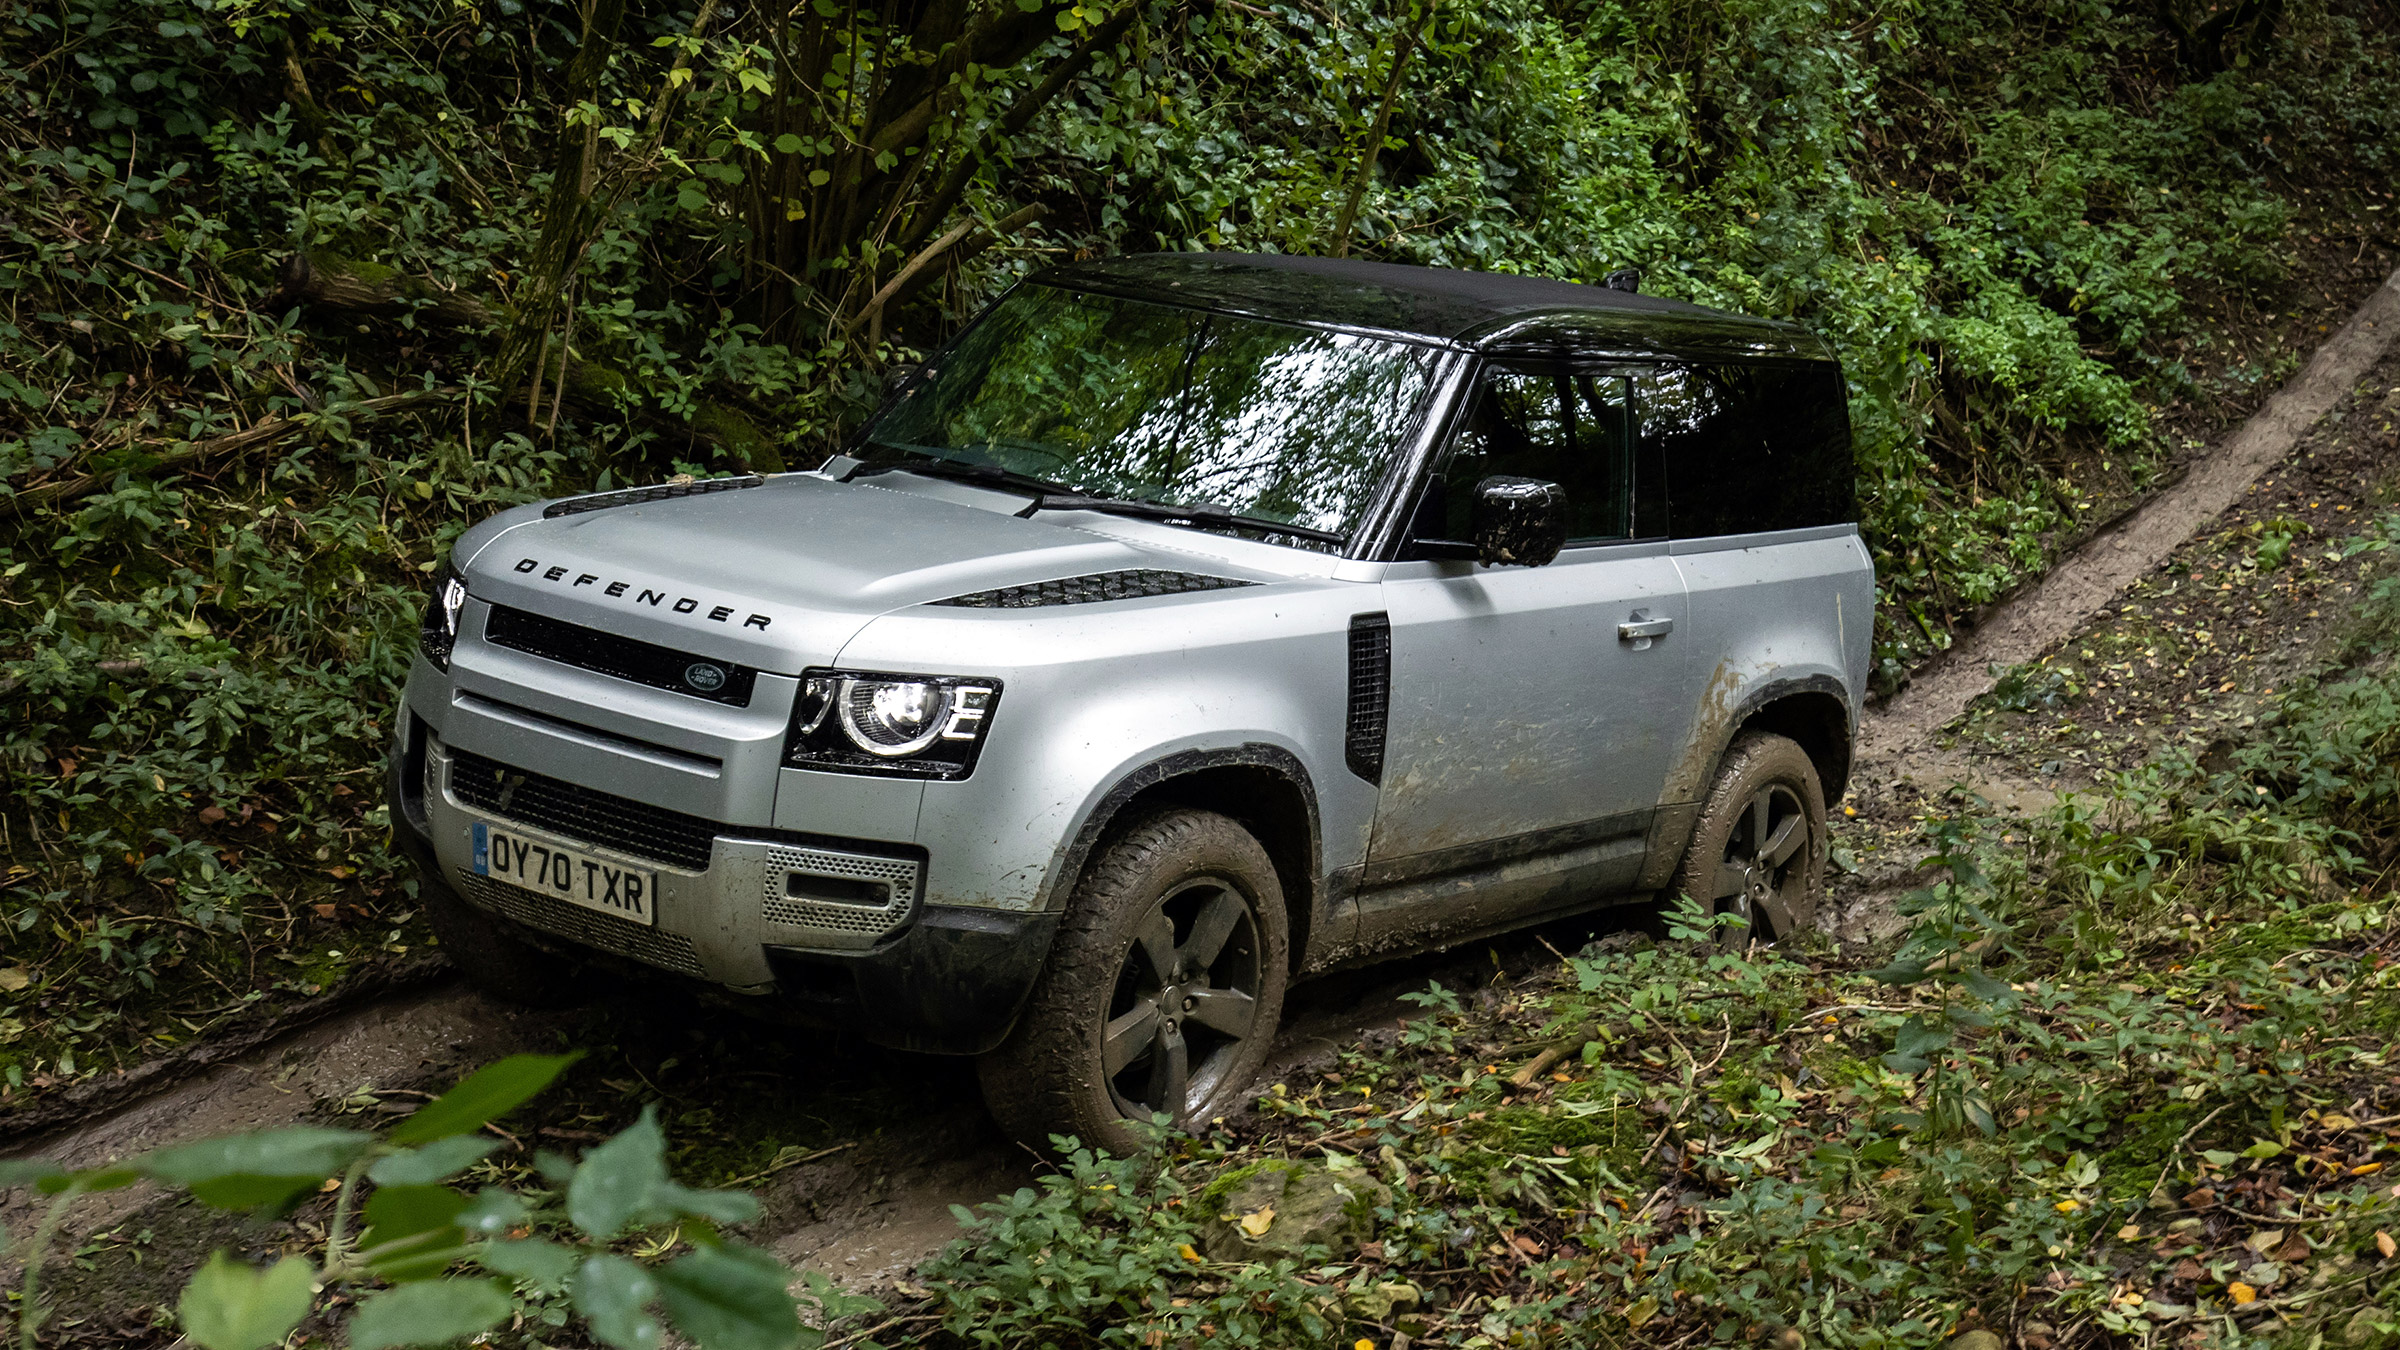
[978, 808, 1289, 1156]
[1667, 731, 1828, 950]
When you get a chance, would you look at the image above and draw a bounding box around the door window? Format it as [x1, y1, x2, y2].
[1418, 366, 1632, 545]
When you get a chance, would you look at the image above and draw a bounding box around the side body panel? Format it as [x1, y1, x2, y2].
[821, 582, 1379, 933]
[1659, 525, 1873, 813]
[1343, 546, 1691, 957]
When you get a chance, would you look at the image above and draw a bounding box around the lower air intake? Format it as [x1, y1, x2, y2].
[454, 871, 706, 979]
[761, 845, 922, 949]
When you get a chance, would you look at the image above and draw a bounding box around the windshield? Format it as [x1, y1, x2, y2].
[856, 284, 1443, 543]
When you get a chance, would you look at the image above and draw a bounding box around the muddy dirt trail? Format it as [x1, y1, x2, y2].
[9, 262, 2400, 1309]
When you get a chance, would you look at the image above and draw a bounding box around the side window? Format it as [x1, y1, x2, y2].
[1418, 366, 1632, 545]
[1634, 362, 1853, 539]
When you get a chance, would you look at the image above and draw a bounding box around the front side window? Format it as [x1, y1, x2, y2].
[1416, 365, 1632, 546]
[859, 284, 1443, 542]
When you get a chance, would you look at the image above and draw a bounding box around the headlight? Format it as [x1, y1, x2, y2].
[785, 670, 1000, 779]
[419, 561, 469, 671]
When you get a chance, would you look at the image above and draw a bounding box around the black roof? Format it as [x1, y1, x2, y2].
[1036, 253, 1826, 363]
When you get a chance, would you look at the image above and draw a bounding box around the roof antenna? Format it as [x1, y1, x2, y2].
[1604, 267, 1641, 293]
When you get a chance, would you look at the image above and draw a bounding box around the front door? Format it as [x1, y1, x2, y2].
[1356, 363, 1693, 943]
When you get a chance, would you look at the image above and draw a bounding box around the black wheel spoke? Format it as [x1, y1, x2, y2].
[1754, 889, 1797, 940]
[1759, 813, 1802, 867]
[1146, 1022, 1190, 1122]
[1747, 792, 1772, 851]
[1102, 1003, 1160, 1076]
[1180, 888, 1245, 970]
[1133, 910, 1178, 982]
[1185, 986, 1256, 1038]
[1711, 866, 1749, 901]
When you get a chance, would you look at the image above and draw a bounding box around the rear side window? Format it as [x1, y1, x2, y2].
[1633, 362, 1852, 538]
[1421, 365, 1632, 544]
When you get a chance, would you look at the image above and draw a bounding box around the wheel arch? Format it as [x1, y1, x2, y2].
[1734, 680, 1854, 804]
[1040, 745, 1322, 975]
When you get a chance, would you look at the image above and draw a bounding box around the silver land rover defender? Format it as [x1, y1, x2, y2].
[389, 253, 1873, 1150]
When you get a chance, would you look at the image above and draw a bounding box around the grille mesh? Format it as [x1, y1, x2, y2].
[761, 845, 920, 939]
[483, 605, 757, 707]
[932, 569, 1255, 609]
[446, 748, 716, 871]
[454, 871, 705, 978]
[542, 475, 763, 518]
[1345, 613, 1391, 784]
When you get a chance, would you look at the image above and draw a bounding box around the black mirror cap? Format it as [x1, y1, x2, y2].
[1471, 476, 1567, 567]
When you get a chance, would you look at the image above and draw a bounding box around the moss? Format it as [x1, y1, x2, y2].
[1463, 1103, 1654, 1185]
[2094, 1101, 2203, 1200]
[1197, 1157, 1295, 1217]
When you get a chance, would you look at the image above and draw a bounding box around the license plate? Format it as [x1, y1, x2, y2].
[471, 822, 656, 925]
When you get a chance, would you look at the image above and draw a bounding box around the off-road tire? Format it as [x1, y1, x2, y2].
[978, 808, 1290, 1156]
[1669, 731, 1827, 950]
[421, 872, 591, 1008]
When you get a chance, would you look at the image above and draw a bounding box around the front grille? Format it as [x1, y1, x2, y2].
[446, 748, 717, 871]
[1345, 613, 1391, 784]
[542, 475, 763, 518]
[761, 844, 921, 942]
[932, 569, 1255, 609]
[454, 871, 705, 978]
[484, 605, 757, 707]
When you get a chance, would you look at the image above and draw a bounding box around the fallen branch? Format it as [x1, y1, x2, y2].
[1, 390, 452, 518]
[0, 658, 146, 697]
[1508, 1021, 1597, 1087]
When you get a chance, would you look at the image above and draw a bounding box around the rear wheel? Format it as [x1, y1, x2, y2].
[420, 872, 591, 1008]
[978, 808, 1288, 1156]
[1668, 732, 1827, 950]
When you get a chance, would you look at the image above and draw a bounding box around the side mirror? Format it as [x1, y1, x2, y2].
[1471, 476, 1567, 567]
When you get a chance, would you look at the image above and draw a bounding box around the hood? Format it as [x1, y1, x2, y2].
[454, 473, 1252, 670]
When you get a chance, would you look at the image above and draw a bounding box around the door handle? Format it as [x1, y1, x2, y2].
[1618, 611, 1673, 649]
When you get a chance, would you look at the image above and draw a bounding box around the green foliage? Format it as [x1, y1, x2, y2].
[176, 1254, 318, 1350]
[0, 1053, 849, 1350]
[386, 1051, 581, 1146]
[924, 1140, 1337, 1349]
[346, 1279, 516, 1350]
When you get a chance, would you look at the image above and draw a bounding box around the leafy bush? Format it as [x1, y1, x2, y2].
[1, 1052, 881, 1349]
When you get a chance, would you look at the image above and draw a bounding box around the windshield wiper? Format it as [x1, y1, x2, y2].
[1014, 493, 1346, 546]
[843, 452, 1064, 496]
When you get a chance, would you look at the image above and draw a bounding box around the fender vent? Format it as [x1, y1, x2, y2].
[932, 569, 1255, 609]
[1345, 613, 1391, 784]
[543, 475, 763, 518]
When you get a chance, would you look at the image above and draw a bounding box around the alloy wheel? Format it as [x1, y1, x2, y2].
[1101, 875, 1264, 1125]
[1708, 782, 1810, 948]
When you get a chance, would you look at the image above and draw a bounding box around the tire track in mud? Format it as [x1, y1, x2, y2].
[9, 263, 2400, 1293]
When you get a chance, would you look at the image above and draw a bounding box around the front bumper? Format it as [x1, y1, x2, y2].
[388, 717, 1057, 1055]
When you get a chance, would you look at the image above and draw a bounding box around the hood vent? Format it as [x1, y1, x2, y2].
[932, 569, 1256, 609]
[543, 475, 763, 519]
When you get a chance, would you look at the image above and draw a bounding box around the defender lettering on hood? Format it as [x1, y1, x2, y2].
[509, 556, 774, 630]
